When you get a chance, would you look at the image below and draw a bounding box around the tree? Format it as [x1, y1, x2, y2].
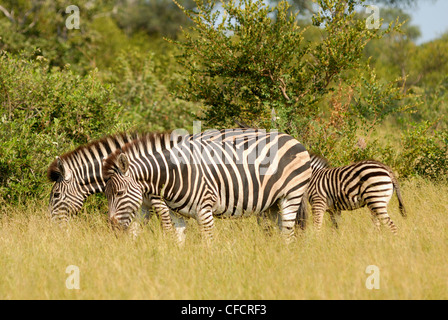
[170, 0, 421, 164]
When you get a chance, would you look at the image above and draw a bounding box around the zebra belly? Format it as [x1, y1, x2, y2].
[213, 205, 260, 219]
[166, 197, 263, 219]
[329, 192, 364, 211]
[211, 191, 276, 219]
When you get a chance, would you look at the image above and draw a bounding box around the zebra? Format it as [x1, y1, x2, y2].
[102, 128, 311, 241]
[47, 132, 188, 240]
[298, 153, 407, 234]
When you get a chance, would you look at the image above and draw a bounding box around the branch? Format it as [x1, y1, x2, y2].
[0, 5, 15, 24]
[264, 69, 291, 102]
[278, 78, 290, 101]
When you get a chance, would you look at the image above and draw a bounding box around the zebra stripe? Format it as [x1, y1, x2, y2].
[300, 153, 406, 233]
[47, 132, 187, 240]
[102, 128, 311, 240]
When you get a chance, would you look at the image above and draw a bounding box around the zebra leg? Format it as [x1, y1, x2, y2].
[122, 200, 153, 240]
[170, 211, 187, 244]
[256, 211, 274, 235]
[370, 212, 381, 231]
[257, 203, 280, 235]
[278, 197, 302, 240]
[129, 221, 142, 240]
[196, 207, 215, 243]
[140, 203, 155, 223]
[311, 199, 327, 231]
[150, 197, 176, 235]
[144, 196, 188, 243]
[367, 203, 398, 235]
[328, 209, 341, 229]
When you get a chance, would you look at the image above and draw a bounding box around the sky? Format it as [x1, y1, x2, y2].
[408, 0, 448, 44]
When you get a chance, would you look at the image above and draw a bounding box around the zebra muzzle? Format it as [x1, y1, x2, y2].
[109, 215, 130, 231]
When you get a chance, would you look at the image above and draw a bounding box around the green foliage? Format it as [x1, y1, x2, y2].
[397, 121, 448, 180]
[104, 49, 199, 132]
[0, 0, 113, 72]
[0, 0, 192, 74]
[0, 52, 122, 203]
[173, 0, 308, 129]
[172, 0, 408, 150]
[114, 0, 195, 38]
[172, 0, 447, 179]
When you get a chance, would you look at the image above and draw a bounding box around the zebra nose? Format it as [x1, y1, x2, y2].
[110, 215, 120, 227]
[110, 215, 128, 230]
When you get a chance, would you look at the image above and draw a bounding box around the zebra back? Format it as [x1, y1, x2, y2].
[48, 132, 137, 185]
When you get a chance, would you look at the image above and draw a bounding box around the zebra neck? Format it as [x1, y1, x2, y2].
[77, 176, 105, 195]
[133, 151, 175, 200]
[310, 156, 331, 173]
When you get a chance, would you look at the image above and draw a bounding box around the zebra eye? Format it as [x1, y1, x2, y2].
[53, 192, 61, 199]
[116, 190, 125, 197]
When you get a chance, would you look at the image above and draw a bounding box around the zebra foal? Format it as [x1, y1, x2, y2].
[299, 154, 406, 234]
[102, 128, 311, 241]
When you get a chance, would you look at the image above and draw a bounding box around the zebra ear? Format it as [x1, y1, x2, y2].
[56, 156, 72, 181]
[117, 153, 130, 175]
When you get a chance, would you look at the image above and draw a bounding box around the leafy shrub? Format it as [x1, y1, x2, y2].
[397, 121, 448, 180]
[0, 51, 123, 203]
[171, 0, 420, 163]
[104, 50, 200, 132]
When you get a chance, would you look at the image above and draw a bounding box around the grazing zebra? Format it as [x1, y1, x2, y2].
[47, 132, 187, 240]
[298, 153, 406, 234]
[102, 128, 311, 241]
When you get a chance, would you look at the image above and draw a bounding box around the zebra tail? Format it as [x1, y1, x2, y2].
[394, 179, 407, 218]
[296, 192, 309, 230]
[388, 169, 407, 218]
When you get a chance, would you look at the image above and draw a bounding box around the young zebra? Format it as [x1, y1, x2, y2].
[47, 132, 187, 240]
[102, 128, 311, 241]
[299, 154, 406, 234]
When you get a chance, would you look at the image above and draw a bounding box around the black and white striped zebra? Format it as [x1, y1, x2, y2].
[47, 132, 187, 240]
[298, 153, 406, 233]
[102, 128, 311, 240]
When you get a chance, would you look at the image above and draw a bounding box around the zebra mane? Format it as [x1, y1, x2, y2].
[47, 132, 140, 182]
[309, 152, 331, 171]
[102, 131, 180, 180]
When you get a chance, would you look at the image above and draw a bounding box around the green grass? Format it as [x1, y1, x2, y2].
[0, 177, 447, 299]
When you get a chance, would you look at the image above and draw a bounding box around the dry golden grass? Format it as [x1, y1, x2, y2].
[0, 177, 447, 300]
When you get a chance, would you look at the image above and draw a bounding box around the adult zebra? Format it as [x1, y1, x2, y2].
[102, 128, 311, 240]
[47, 132, 187, 240]
[298, 154, 406, 234]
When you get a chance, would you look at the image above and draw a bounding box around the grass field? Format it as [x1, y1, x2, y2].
[0, 177, 447, 300]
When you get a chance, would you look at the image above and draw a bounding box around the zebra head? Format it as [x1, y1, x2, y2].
[103, 152, 143, 230]
[48, 157, 87, 222]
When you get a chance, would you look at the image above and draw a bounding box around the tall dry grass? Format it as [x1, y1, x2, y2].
[0, 177, 447, 299]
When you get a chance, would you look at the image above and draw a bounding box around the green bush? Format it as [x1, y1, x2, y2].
[397, 121, 448, 180]
[104, 50, 199, 132]
[0, 51, 123, 204]
[171, 0, 417, 158]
